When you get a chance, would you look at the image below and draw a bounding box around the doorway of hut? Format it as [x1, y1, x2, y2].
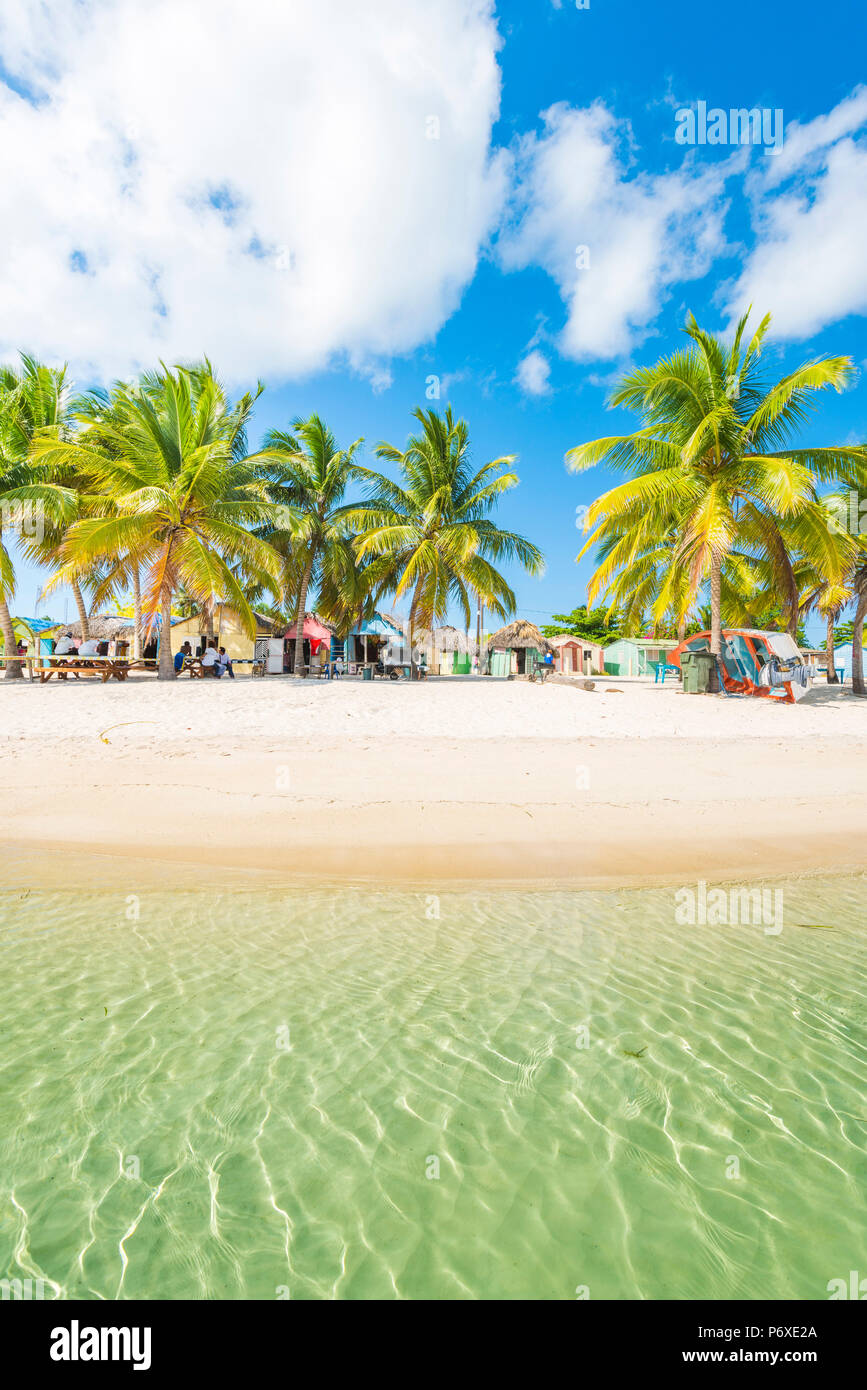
[284, 638, 312, 674]
[515, 648, 527, 675]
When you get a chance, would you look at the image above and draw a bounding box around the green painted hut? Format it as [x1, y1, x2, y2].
[602, 637, 679, 676]
[487, 620, 553, 677]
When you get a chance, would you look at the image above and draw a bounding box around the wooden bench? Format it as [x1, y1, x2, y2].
[37, 656, 149, 683]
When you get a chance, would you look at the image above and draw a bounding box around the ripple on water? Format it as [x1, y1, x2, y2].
[0, 870, 865, 1300]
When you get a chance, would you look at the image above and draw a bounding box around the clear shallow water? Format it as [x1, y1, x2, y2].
[1, 861, 865, 1300]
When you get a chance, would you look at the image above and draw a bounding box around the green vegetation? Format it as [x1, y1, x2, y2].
[567, 310, 867, 692]
[0, 367, 541, 679]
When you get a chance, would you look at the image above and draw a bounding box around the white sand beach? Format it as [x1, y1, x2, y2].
[2, 674, 865, 885]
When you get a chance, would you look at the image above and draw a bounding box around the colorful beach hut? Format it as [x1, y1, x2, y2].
[170, 605, 281, 666]
[345, 611, 404, 671]
[12, 616, 61, 652]
[547, 633, 606, 676]
[432, 626, 472, 675]
[833, 642, 867, 682]
[283, 613, 335, 673]
[487, 620, 553, 677]
[53, 614, 137, 653]
[602, 637, 678, 677]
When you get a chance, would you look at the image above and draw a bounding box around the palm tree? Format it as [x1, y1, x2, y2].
[852, 563, 867, 696]
[260, 415, 377, 677]
[32, 362, 283, 679]
[568, 311, 867, 656]
[314, 533, 378, 646]
[346, 407, 543, 653]
[0, 355, 77, 678]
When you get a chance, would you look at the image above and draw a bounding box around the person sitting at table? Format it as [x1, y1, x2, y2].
[54, 634, 75, 655]
[201, 641, 219, 676]
[78, 636, 101, 658]
[216, 646, 235, 679]
[174, 641, 192, 674]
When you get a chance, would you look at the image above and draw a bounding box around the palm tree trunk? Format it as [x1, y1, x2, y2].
[825, 613, 839, 683]
[852, 583, 867, 697]
[132, 566, 142, 660]
[0, 593, 22, 679]
[71, 577, 90, 640]
[709, 552, 723, 656]
[158, 589, 175, 680]
[293, 557, 314, 677]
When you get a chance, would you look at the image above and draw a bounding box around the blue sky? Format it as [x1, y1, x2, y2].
[2, 0, 866, 638]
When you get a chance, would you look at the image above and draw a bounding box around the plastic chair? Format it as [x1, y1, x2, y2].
[654, 661, 680, 683]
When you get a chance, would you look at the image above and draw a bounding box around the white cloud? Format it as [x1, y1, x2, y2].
[761, 86, 867, 188]
[723, 93, 867, 340]
[498, 102, 736, 361]
[0, 0, 507, 385]
[515, 348, 552, 395]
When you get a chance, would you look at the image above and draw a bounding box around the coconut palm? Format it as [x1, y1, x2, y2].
[314, 533, 378, 645]
[32, 362, 283, 679]
[2, 356, 98, 645]
[852, 563, 867, 696]
[346, 407, 543, 648]
[568, 311, 867, 656]
[260, 415, 381, 677]
[808, 578, 852, 683]
[0, 355, 77, 678]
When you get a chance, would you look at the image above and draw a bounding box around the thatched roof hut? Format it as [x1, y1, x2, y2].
[487, 619, 553, 653]
[434, 625, 470, 653]
[55, 614, 134, 640]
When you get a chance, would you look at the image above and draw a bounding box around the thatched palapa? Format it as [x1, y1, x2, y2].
[55, 614, 135, 640]
[487, 619, 553, 653]
[433, 625, 471, 653]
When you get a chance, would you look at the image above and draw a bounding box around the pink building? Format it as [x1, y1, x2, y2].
[547, 634, 606, 676]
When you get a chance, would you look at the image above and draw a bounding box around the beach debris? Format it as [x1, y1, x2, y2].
[604, 688, 623, 694]
[581, 680, 596, 691]
[98, 721, 158, 744]
[794, 923, 834, 930]
[622, 1047, 647, 1059]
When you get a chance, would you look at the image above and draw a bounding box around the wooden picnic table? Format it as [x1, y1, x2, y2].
[36, 655, 149, 683]
[183, 657, 218, 678]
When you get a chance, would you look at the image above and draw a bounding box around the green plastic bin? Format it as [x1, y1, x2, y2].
[694, 651, 718, 694]
[680, 650, 698, 694]
[681, 649, 718, 694]
[362, 665, 373, 681]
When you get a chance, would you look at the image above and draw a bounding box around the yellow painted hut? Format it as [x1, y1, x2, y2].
[170, 605, 282, 665]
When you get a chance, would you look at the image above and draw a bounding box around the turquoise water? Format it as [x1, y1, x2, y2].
[1, 860, 865, 1300]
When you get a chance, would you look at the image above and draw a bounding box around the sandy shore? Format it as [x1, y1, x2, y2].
[2, 674, 865, 886]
